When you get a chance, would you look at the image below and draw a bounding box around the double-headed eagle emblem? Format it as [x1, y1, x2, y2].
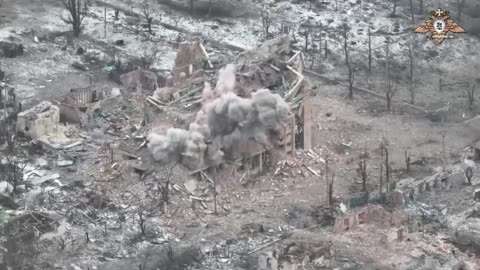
[415, 9, 465, 44]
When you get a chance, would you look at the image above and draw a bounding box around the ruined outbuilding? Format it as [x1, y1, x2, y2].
[170, 40, 210, 85]
[16, 101, 60, 140]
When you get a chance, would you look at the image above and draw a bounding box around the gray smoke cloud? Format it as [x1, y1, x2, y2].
[147, 64, 290, 169]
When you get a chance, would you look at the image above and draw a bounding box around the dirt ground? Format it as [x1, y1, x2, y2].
[1, 0, 480, 269]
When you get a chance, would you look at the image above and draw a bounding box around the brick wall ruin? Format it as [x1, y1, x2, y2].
[333, 204, 404, 233]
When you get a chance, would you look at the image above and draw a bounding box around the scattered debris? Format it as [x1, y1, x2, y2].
[0, 41, 24, 58]
[71, 61, 88, 71]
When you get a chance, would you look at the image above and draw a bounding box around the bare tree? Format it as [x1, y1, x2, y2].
[379, 144, 384, 198]
[324, 39, 328, 59]
[83, 0, 89, 14]
[317, 26, 322, 54]
[457, 0, 466, 22]
[368, 27, 372, 72]
[0, 131, 27, 199]
[365, 39, 398, 110]
[380, 138, 391, 192]
[409, 0, 414, 22]
[213, 170, 218, 215]
[260, 7, 273, 39]
[342, 24, 355, 99]
[142, 0, 154, 34]
[404, 149, 411, 173]
[302, 30, 311, 51]
[324, 155, 334, 207]
[3, 155, 27, 198]
[189, 0, 195, 14]
[419, 0, 423, 14]
[128, 0, 133, 13]
[342, 23, 350, 66]
[466, 83, 476, 110]
[384, 37, 399, 111]
[309, 51, 316, 70]
[441, 130, 447, 172]
[407, 36, 416, 104]
[357, 144, 368, 192]
[328, 173, 335, 207]
[159, 162, 177, 214]
[138, 209, 147, 235]
[63, 0, 86, 37]
[347, 64, 355, 99]
[465, 166, 473, 185]
[104, 3, 107, 38]
[391, 0, 398, 17]
[140, 44, 161, 69]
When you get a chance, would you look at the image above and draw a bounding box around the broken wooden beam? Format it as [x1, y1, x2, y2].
[284, 65, 305, 102]
[146, 97, 164, 111]
[304, 165, 319, 176]
[199, 43, 214, 69]
[201, 171, 215, 184]
[268, 64, 281, 72]
[147, 95, 166, 105]
[287, 51, 301, 64]
[168, 87, 202, 106]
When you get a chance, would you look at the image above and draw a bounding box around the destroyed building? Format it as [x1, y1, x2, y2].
[16, 101, 60, 140]
[148, 37, 311, 173]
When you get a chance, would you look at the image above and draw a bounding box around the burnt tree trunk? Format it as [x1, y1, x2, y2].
[408, 41, 415, 104]
[324, 40, 328, 59]
[392, 0, 397, 17]
[457, 0, 465, 22]
[348, 64, 355, 99]
[147, 18, 153, 34]
[467, 84, 476, 110]
[368, 28, 372, 72]
[384, 145, 390, 192]
[64, 0, 85, 37]
[342, 24, 349, 66]
[409, 0, 414, 22]
[405, 150, 411, 173]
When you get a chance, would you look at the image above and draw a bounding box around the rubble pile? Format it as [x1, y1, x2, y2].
[146, 37, 311, 170]
[152, 37, 307, 112]
[273, 149, 325, 178]
[234, 36, 293, 97]
[148, 63, 290, 169]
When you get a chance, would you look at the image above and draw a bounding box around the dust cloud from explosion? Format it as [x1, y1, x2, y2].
[147, 64, 290, 169]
